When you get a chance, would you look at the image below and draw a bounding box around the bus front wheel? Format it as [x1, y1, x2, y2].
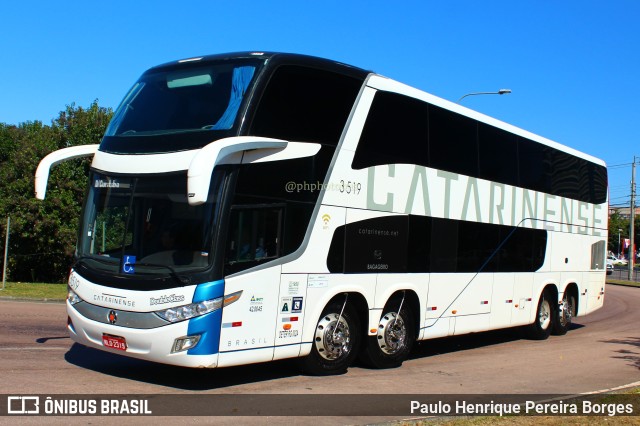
[359, 298, 415, 369]
[526, 289, 554, 340]
[301, 300, 361, 375]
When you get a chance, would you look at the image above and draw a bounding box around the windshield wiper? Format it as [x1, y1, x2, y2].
[74, 256, 189, 286]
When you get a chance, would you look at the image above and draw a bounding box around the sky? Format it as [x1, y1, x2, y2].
[1, 1, 638, 206]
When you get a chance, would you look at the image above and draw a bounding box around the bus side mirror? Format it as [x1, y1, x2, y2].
[35, 144, 99, 200]
[187, 137, 320, 206]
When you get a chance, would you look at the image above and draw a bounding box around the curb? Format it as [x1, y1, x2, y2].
[606, 281, 640, 288]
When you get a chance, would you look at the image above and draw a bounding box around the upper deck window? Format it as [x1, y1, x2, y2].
[101, 59, 262, 154]
[248, 65, 363, 146]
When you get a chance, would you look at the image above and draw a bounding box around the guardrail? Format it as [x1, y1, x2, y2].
[608, 267, 640, 282]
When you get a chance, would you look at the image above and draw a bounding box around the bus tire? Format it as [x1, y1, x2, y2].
[552, 292, 575, 336]
[359, 298, 415, 369]
[301, 301, 361, 376]
[526, 289, 554, 340]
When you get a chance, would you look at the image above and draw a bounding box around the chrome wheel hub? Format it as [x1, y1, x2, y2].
[314, 313, 351, 361]
[376, 312, 407, 355]
[538, 298, 551, 330]
[559, 297, 572, 327]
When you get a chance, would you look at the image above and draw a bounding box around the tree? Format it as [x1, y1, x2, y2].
[608, 210, 629, 256]
[0, 101, 112, 282]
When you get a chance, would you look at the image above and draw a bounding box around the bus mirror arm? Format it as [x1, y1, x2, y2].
[35, 144, 99, 200]
[187, 137, 320, 206]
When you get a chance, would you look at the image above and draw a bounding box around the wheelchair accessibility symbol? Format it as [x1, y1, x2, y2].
[122, 255, 136, 274]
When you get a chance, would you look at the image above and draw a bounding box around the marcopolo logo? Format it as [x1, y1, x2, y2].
[149, 294, 185, 306]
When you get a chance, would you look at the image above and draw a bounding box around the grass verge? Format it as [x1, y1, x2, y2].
[607, 279, 640, 288]
[0, 281, 67, 300]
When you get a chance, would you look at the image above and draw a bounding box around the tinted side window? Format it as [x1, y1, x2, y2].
[550, 149, 581, 199]
[577, 160, 608, 205]
[343, 216, 408, 273]
[429, 105, 478, 177]
[518, 138, 552, 194]
[327, 226, 345, 273]
[249, 65, 362, 145]
[350, 92, 606, 203]
[496, 226, 547, 272]
[327, 214, 547, 273]
[518, 138, 607, 204]
[225, 147, 333, 274]
[478, 123, 518, 186]
[407, 215, 431, 272]
[351, 91, 428, 169]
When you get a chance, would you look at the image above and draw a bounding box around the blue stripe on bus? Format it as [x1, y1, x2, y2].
[187, 280, 225, 356]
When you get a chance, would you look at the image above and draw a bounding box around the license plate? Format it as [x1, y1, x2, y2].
[102, 334, 127, 351]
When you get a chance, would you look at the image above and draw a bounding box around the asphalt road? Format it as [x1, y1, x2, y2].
[1, 284, 639, 424]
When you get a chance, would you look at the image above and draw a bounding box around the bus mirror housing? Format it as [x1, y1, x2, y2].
[35, 144, 99, 200]
[187, 137, 321, 206]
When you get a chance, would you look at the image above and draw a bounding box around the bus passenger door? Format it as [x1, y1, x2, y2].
[217, 206, 286, 367]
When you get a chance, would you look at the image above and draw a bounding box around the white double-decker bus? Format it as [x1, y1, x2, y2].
[36, 52, 608, 374]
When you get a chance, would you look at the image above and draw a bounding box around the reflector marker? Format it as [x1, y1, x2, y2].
[426, 306, 437, 311]
[222, 322, 242, 328]
[480, 301, 489, 305]
[506, 300, 513, 303]
[281, 317, 299, 322]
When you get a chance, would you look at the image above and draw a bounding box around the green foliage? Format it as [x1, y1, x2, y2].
[608, 210, 639, 257]
[0, 101, 113, 282]
[0, 282, 67, 300]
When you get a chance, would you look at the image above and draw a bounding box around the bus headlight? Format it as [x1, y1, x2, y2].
[154, 290, 242, 323]
[68, 287, 83, 305]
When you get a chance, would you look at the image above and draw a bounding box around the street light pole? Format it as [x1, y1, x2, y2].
[618, 228, 622, 258]
[458, 89, 512, 103]
[629, 156, 636, 281]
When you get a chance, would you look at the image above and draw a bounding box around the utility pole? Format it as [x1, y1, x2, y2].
[629, 157, 636, 281]
[2, 216, 9, 290]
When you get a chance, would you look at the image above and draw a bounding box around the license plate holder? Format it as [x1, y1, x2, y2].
[102, 334, 127, 351]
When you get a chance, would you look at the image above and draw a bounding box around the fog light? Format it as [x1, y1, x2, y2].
[172, 335, 201, 353]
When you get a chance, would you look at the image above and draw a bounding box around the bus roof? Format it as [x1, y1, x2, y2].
[148, 51, 371, 81]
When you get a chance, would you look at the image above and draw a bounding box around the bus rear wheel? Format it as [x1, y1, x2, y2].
[553, 292, 575, 336]
[526, 289, 554, 340]
[301, 300, 360, 375]
[359, 298, 415, 369]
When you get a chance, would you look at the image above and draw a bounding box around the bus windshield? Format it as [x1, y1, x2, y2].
[77, 171, 225, 278]
[102, 59, 261, 153]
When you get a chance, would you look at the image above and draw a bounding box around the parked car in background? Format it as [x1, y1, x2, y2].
[607, 255, 628, 266]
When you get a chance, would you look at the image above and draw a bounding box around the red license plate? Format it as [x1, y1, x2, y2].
[102, 334, 127, 351]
